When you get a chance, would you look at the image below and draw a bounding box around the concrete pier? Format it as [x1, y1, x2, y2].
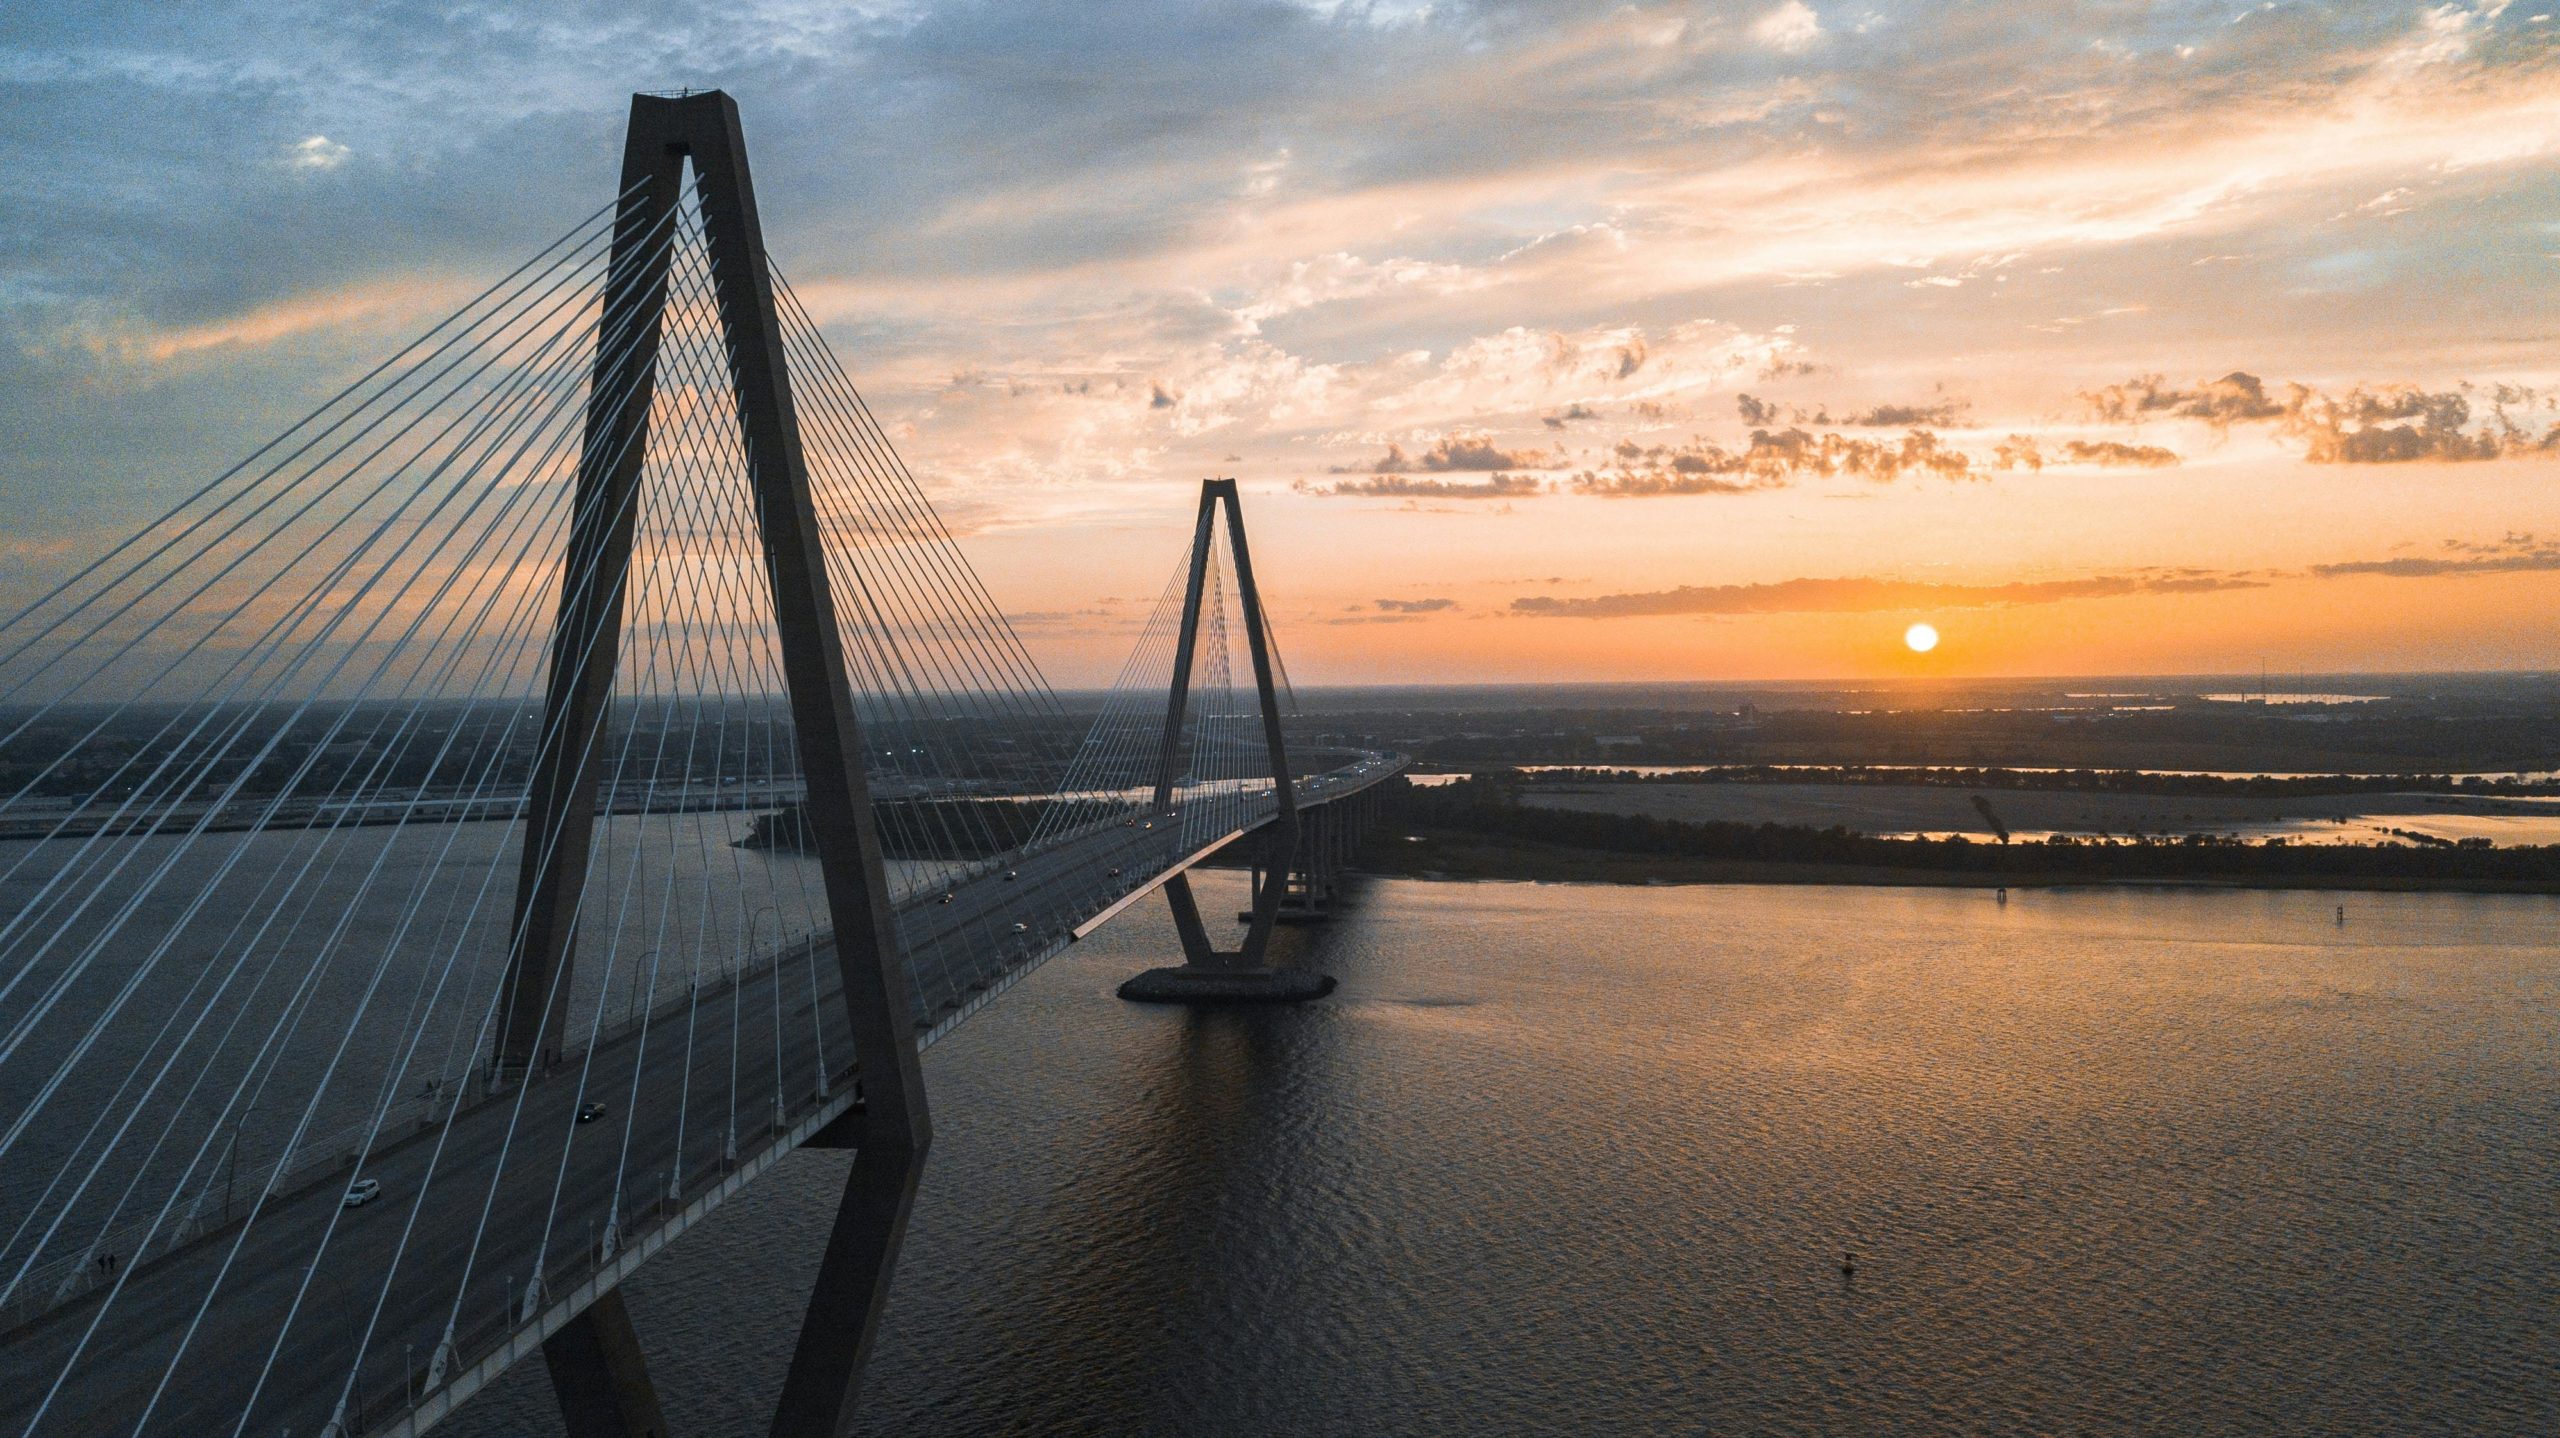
[1116, 965, 1336, 1003]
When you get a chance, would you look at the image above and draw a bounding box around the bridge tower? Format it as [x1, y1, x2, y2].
[1118, 480, 1346, 1003]
[489, 90, 928, 1438]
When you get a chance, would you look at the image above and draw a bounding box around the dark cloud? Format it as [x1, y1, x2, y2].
[1297, 473, 1543, 499]
[1149, 381, 1180, 409]
[1336, 434, 1554, 473]
[1541, 403, 1599, 429]
[1373, 597, 1457, 613]
[1512, 571, 2264, 618]
[1735, 393, 1780, 426]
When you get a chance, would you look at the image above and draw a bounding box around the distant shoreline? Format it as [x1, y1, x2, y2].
[1353, 829, 2560, 895]
[1364, 774, 2560, 895]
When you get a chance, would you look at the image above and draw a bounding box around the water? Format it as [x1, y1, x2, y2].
[2197, 693, 2388, 705]
[1436, 765, 2560, 784]
[435, 873, 2559, 1435]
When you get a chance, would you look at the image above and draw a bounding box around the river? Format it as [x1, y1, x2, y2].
[432, 871, 2558, 1435]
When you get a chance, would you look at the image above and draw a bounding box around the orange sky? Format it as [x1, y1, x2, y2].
[6, 1, 2559, 684]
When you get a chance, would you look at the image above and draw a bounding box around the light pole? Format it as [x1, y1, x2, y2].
[624, 950, 658, 1028]
[222, 1106, 258, 1224]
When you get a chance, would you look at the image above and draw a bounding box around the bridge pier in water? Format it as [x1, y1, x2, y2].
[1238, 785, 1382, 925]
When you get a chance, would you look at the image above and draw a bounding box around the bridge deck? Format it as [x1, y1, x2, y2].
[0, 756, 1400, 1438]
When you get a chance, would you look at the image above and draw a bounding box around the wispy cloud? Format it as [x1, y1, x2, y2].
[1993, 436, 2182, 470]
[1334, 434, 1556, 473]
[1573, 427, 1982, 495]
[1297, 473, 1544, 499]
[1513, 571, 2264, 618]
[2311, 532, 2560, 577]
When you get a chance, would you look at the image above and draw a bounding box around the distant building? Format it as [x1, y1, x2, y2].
[1595, 735, 1643, 750]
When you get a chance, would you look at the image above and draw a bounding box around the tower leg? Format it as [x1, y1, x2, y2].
[769, 1144, 923, 1437]
[542, 1291, 672, 1438]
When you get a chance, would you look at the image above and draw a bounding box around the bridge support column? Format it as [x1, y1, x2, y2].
[1120, 480, 1331, 1005]
[496, 90, 929, 1438]
[1228, 775, 1389, 928]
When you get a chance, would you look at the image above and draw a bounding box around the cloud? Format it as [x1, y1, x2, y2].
[1845, 401, 1967, 427]
[2085, 371, 2560, 463]
[1753, 1, 1823, 53]
[2283, 383, 2527, 463]
[1231, 251, 1488, 331]
[1373, 596, 1457, 612]
[1297, 473, 1544, 499]
[2081, 371, 2287, 426]
[2311, 532, 2560, 577]
[1733, 394, 1967, 428]
[2063, 439, 2180, 468]
[1994, 436, 2182, 469]
[96, 275, 475, 364]
[1513, 571, 2264, 618]
[1336, 433, 1555, 472]
[285, 136, 349, 171]
[1541, 402, 1599, 429]
[1508, 530, 2558, 625]
[1569, 421, 2024, 496]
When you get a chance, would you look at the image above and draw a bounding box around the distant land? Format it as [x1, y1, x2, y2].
[1277, 671, 2560, 778]
[1366, 773, 2560, 895]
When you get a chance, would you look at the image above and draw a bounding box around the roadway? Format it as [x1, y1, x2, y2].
[0, 754, 1402, 1437]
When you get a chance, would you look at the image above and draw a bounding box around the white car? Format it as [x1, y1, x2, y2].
[343, 1178, 383, 1208]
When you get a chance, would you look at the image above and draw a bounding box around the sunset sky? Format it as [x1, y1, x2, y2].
[4, 1, 2558, 684]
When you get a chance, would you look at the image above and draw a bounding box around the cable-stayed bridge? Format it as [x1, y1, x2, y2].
[0, 91, 1401, 1438]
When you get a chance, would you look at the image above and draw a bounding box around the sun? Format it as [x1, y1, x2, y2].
[1904, 622, 1940, 654]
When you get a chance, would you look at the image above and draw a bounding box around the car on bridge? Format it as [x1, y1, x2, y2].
[342, 1178, 383, 1208]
